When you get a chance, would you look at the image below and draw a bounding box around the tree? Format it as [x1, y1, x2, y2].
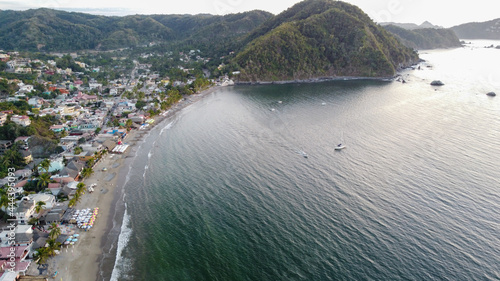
[33, 247, 50, 265]
[35, 201, 46, 214]
[28, 217, 39, 225]
[39, 158, 51, 173]
[37, 173, 51, 189]
[73, 146, 83, 155]
[76, 182, 86, 195]
[45, 238, 61, 257]
[48, 222, 61, 240]
[125, 119, 133, 129]
[80, 167, 94, 179]
[86, 157, 95, 167]
[68, 197, 76, 208]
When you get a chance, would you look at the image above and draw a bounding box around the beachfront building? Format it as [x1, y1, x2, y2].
[0, 245, 32, 278]
[59, 160, 85, 180]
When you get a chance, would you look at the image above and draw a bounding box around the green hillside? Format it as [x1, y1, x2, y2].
[234, 0, 419, 82]
[383, 25, 462, 49]
[0, 9, 272, 52]
[451, 19, 500, 39]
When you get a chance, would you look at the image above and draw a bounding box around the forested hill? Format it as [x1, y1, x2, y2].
[234, 0, 419, 82]
[0, 8, 272, 52]
[383, 25, 462, 50]
[451, 19, 500, 39]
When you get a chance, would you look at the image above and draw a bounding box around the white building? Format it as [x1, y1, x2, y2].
[11, 115, 31, 126]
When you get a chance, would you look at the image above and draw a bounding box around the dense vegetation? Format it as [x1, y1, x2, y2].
[383, 25, 462, 50]
[451, 18, 500, 39]
[233, 0, 419, 81]
[0, 8, 272, 53]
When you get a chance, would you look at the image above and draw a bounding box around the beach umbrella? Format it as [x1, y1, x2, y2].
[73, 234, 79, 237]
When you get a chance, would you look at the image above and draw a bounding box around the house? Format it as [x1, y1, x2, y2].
[19, 84, 34, 93]
[19, 150, 32, 164]
[0, 141, 12, 155]
[0, 225, 33, 248]
[50, 124, 69, 132]
[47, 182, 62, 196]
[0, 113, 7, 126]
[14, 198, 36, 225]
[14, 136, 30, 147]
[0, 54, 9, 62]
[101, 139, 117, 151]
[128, 113, 145, 124]
[75, 92, 98, 103]
[28, 193, 56, 209]
[0, 245, 31, 276]
[59, 160, 85, 180]
[13, 169, 31, 179]
[41, 207, 66, 225]
[10, 115, 31, 126]
[27, 97, 42, 107]
[76, 150, 94, 162]
[89, 82, 102, 90]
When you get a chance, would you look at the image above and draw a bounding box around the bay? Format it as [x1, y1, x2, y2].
[111, 40, 500, 281]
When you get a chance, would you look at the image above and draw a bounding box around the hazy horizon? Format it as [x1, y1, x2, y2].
[0, 0, 497, 28]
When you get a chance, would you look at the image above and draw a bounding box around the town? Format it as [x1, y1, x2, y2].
[0, 47, 236, 280]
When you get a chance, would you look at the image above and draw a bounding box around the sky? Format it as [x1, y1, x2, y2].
[0, 0, 497, 28]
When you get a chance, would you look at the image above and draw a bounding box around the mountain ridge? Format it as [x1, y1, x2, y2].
[451, 18, 500, 39]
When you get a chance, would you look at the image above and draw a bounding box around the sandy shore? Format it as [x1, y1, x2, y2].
[24, 85, 222, 280]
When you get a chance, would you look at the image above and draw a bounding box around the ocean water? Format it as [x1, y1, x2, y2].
[104, 40, 500, 281]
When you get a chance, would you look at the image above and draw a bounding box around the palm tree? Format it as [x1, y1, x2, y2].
[37, 173, 51, 189]
[86, 157, 95, 168]
[28, 217, 39, 225]
[39, 158, 51, 173]
[80, 167, 94, 179]
[45, 239, 61, 257]
[76, 182, 86, 195]
[35, 201, 46, 214]
[33, 247, 50, 265]
[48, 223, 61, 240]
[68, 197, 76, 208]
[69, 191, 82, 208]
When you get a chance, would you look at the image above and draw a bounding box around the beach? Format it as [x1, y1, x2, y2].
[24, 85, 222, 280]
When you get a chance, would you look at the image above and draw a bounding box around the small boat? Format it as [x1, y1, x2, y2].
[278, 100, 283, 104]
[322, 102, 326, 106]
[299, 151, 308, 158]
[334, 144, 346, 150]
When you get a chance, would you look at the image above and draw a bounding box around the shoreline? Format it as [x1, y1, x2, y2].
[96, 84, 223, 281]
[25, 85, 222, 281]
[234, 75, 397, 85]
